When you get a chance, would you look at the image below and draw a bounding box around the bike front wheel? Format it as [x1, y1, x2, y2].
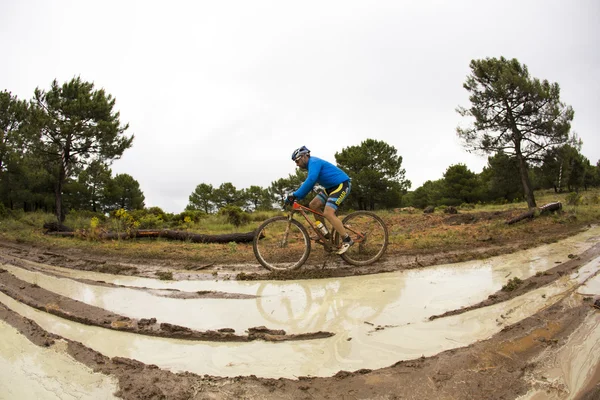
[335, 211, 388, 266]
[253, 216, 311, 271]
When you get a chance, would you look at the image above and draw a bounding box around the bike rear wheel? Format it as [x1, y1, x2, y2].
[253, 216, 311, 271]
[335, 211, 388, 266]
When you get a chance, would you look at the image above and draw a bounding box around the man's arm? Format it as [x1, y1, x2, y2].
[293, 162, 320, 199]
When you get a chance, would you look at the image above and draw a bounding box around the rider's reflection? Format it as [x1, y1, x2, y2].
[256, 274, 406, 367]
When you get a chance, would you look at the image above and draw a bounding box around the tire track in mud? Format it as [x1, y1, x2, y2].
[1, 232, 600, 398]
[0, 227, 600, 400]
[0, 269, 333, 342]
[0, 254, 256, 300]
[429, 242, 600, 320]
[1, 289, 598, 400]
[1, 235, 598, 346]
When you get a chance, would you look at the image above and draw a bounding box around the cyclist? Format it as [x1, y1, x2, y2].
[285, 146, 354, 254]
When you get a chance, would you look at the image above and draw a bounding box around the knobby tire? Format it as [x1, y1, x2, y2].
[253, 216, 311, 271]
[336, 211, 389, 266]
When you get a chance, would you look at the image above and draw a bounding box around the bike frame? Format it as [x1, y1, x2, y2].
[288, 202, 336, 251]
[288, 201, 365, 253]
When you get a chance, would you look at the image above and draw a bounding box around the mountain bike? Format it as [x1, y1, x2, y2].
[253, 200, 389, 271]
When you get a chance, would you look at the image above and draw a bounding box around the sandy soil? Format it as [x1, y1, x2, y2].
[1, 212, 599, 399]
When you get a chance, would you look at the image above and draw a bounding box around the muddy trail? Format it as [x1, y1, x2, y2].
[1, 223, 600, 399]
[0, 209, 590, 282]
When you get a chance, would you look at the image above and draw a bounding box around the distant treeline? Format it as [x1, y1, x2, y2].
[2, 57, 599, 221]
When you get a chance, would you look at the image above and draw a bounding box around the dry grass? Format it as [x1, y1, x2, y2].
[0, 189, 598, 266]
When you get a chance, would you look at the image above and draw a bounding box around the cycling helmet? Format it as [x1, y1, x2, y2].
[291, 146, 310, 161]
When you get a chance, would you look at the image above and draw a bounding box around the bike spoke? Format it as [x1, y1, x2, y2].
[253, 217, 311, 271]
[339, 212, 388, 265]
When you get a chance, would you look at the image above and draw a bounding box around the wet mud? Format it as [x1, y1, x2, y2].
[429, 242, 600, 320]
[0, 218, 591, 282]
[2, 290, 598, 400]
[0, 269, 332, 342]
[0, 254, 256, 300]
[1, 221, 599, 399]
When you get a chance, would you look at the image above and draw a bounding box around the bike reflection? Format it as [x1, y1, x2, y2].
[255, 274, 406, 366]
[257, 276, 405, 330]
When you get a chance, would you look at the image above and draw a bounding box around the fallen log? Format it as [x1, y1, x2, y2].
[505, 209, 535, 225]
[506, 202, 562, 225]
[46, 229, 258, 243]
[43, 222, 74, 232]
[539, 201, 562, 214]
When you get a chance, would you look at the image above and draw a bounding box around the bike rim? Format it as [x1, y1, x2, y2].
[253, 217, 310, 271]
[339, 212, 388, 266]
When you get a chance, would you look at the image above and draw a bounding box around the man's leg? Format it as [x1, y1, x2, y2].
[309, 195, 326, 225]
[322, 181, 353, 254]
[323, 206, 347, 238]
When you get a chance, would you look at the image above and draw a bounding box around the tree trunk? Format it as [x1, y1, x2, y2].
[557, 164, 563, 191]
[539, 202, 562, 214]
[506, 209, 535, 225]
[516, 153, 536, 209]
[506, 202, 562, 225]
[55, 179, 64, 223]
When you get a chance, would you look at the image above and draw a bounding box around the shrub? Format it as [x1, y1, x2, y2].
[219, 205, 251, 227]
[501, 277, 523, 292]
[565, 192, 583, 206]
[146, 206, 167, 218]
[65, 210, 106, 230]
[129, 207, 169, 223]
[110, 208, 140, 235]
[137, 214, 164, 229]
[155, 271, 173, 280]
[172, 210, 207, 223]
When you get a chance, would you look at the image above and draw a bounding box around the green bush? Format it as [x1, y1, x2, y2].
[172, 210, 207, 223]
[65, 210, 106, 230]
[501, 277, 523, 292]
[565, 192, 583, 206]
[129, 207, 169, 223]
[218, 205, 251, 227]
[146, 206, 167, 218]
[137, 214, 164, 229]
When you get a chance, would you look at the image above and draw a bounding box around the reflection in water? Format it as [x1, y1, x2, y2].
[577, 258, 600, 295]
[2, 264, 595, 378]
[0, 227, 599, 379]
[2, 227, 600, 338]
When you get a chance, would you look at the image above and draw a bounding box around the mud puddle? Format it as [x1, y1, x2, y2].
[1, 254, 598, 379]
[1, 228, 599, 335]
[0, 319, 119, 399]
[1, 228, 600, 399]
[517, 311, 600, 400]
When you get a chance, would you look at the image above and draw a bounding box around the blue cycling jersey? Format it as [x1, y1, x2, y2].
[293, 156, 350, 200]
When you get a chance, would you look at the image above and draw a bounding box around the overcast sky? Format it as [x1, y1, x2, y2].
[1, 0, 598, 213]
